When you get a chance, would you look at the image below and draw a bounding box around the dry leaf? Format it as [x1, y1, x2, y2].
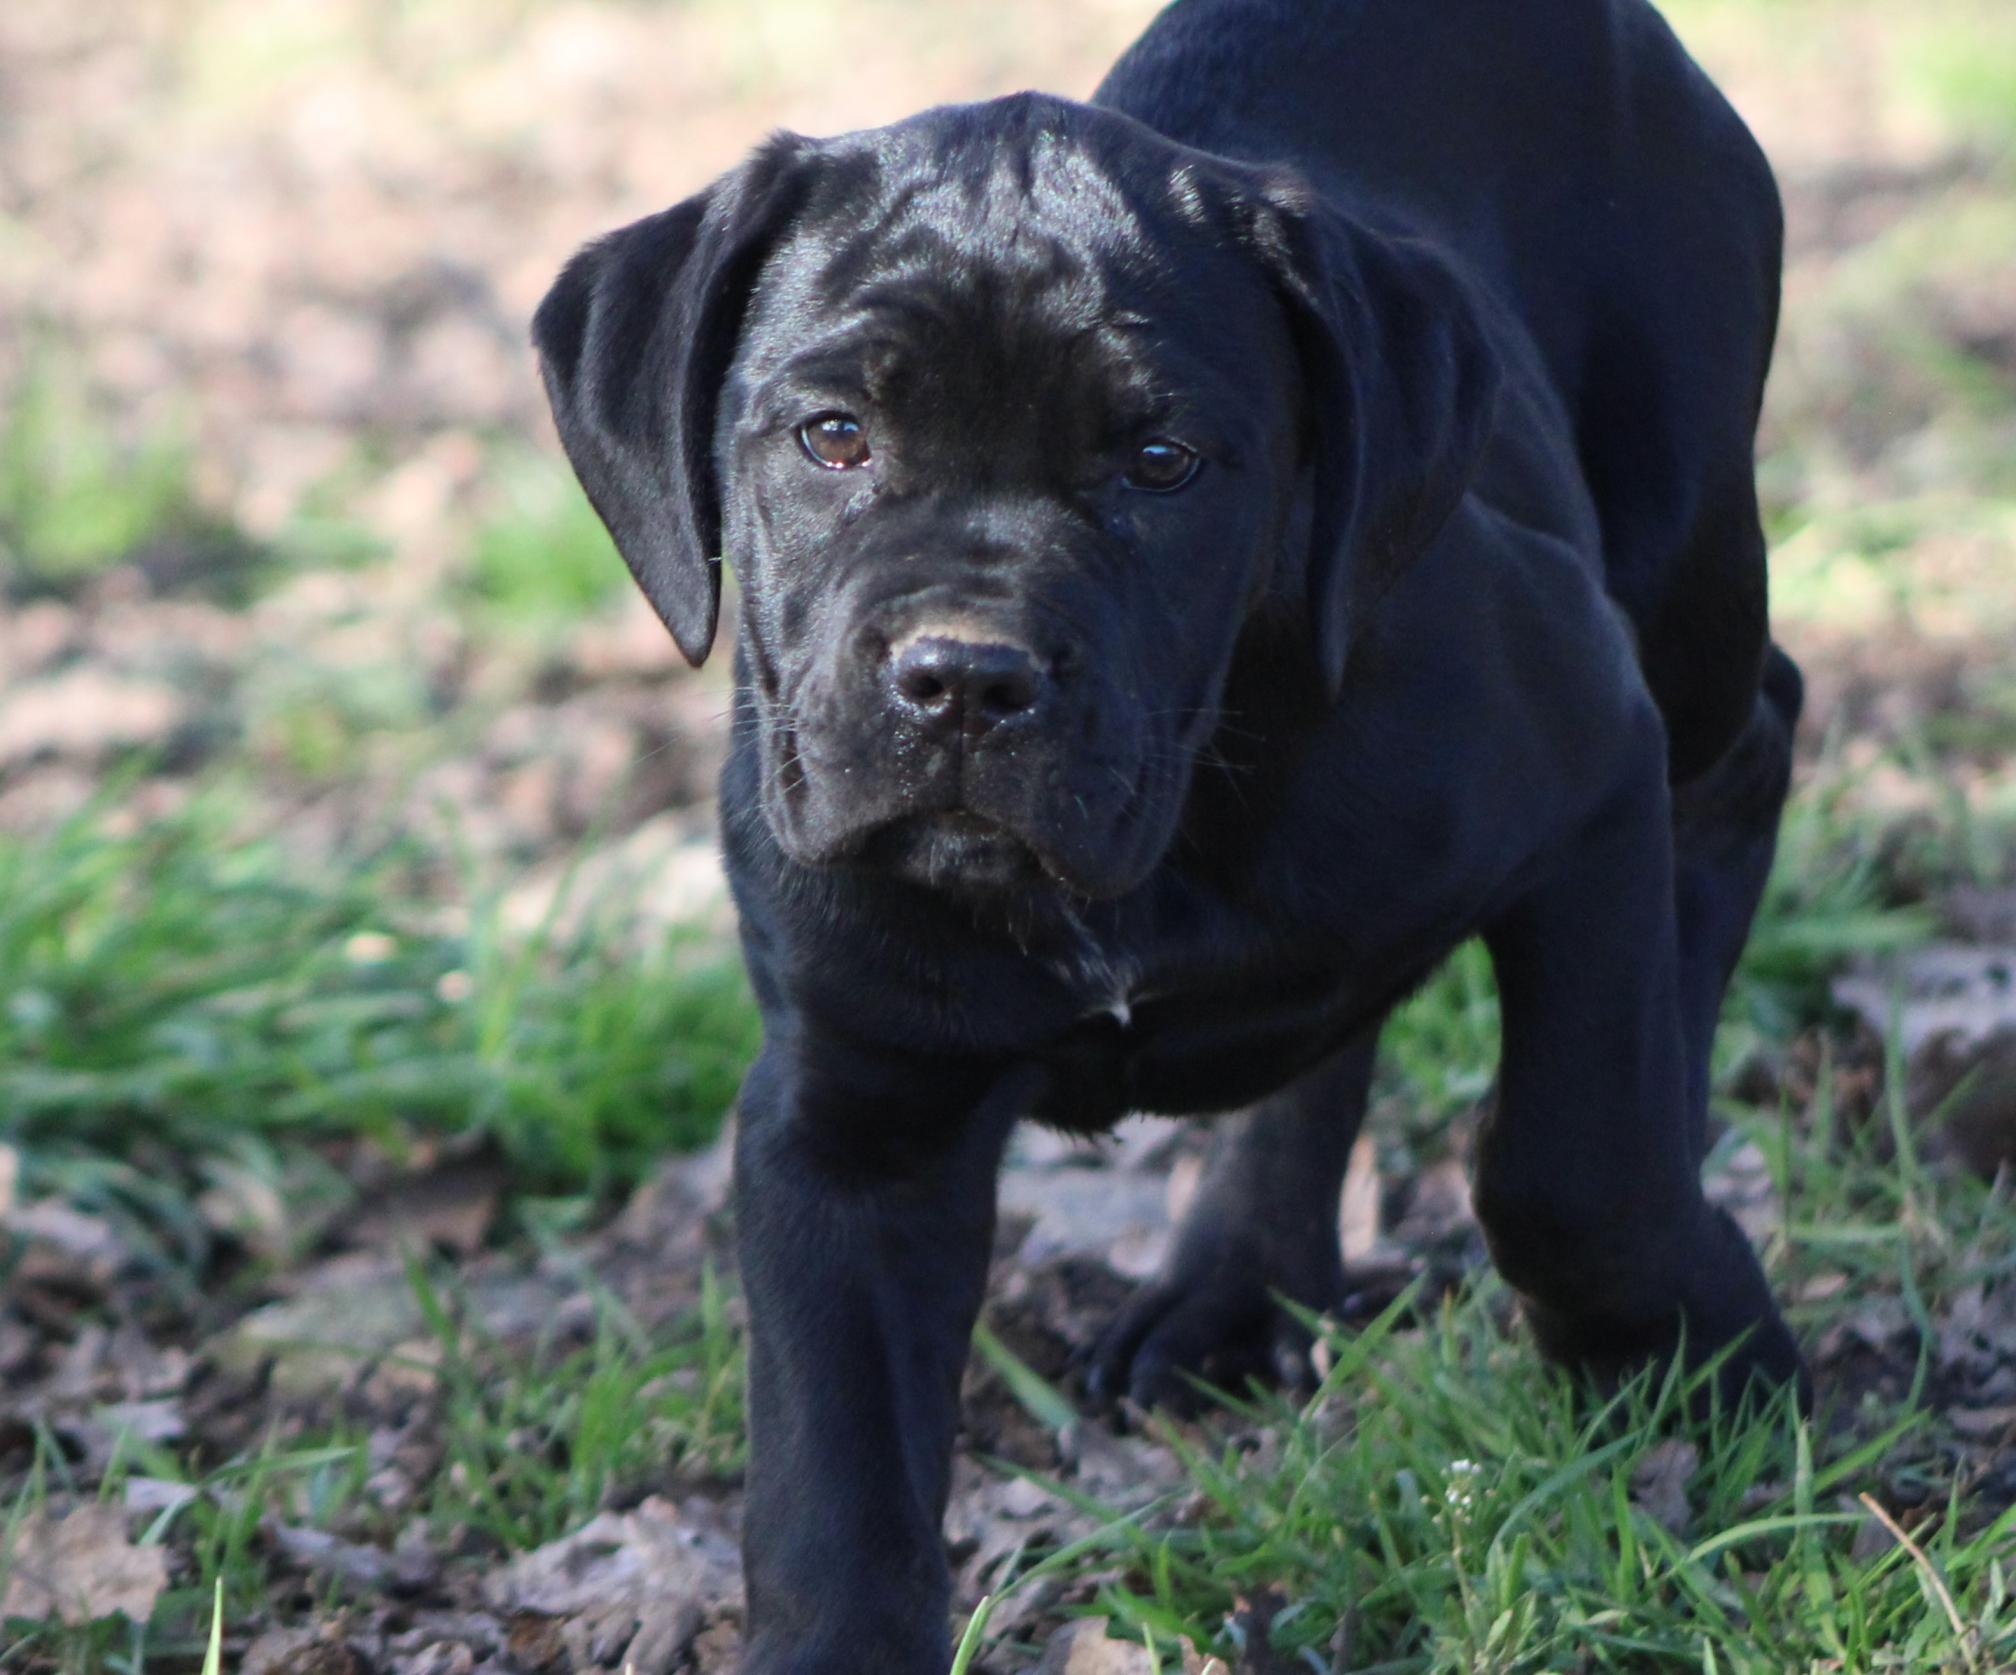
[1, 1504, 168, 1626]
[1035, 1619, 1158, 1674]
[486, 1494, 737, 1672]
[1001, 1168, 1171, 1279]
[123, 1478, 199, 1518]
[266, 1521, 439, 1594]
[1338, 1133, 1382, 1263]
[5, 1200, 131, 1293]
[1058, 1420, 1185, 1506]
[1630, 1440, 1700, 1536]
[1949, 1405, 2016, 1439]
[1833, 946, 2016, 1056]
[339, 1143, 506, 1256]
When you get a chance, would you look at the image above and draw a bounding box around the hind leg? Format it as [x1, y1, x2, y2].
[1086, 1027, 1379, 1412]
[1672, 644, 1803, 1148]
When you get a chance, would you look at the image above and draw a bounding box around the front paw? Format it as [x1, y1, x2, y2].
[1524, 1207, 1810, 1414]
[736, 1629, 948, 1675]
[1085, 1243, 1342, 1413]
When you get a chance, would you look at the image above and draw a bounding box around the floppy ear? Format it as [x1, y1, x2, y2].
[1250, 192, 1501, 697]
[532, 135, 812, 666]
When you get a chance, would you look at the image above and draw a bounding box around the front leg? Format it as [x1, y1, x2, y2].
[1477, 753, 1807, 1407]
[734, 1042, 1030, 1675]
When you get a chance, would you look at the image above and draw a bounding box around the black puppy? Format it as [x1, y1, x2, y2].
[534, 0, 1807, 1666]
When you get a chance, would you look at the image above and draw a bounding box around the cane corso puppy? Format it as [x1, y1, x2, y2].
[534, 0, 1808, 1664]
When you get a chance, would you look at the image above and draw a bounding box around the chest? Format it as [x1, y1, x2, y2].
[1015, 877, 1472, 1131]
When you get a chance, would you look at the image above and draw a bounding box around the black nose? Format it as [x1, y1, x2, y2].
[887, 635, 1046, 738]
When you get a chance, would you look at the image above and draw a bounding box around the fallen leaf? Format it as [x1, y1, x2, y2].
[1, 1503, 168, 1626]
[266, 1521, 439, 1594]
[1630, 1440, 1700, 1536]
[1035, 1619, 1157, 1674]
[394, 1645, 476, 1675]
[210, 1255, 563, 1397]
[50, 1399, 186, 1472]
[4, 1200, 131, 1293]
[338, 1141, 506, 1256]
[485, 1495, 738, 1673]
[1058, 1420, 1185, 1506]
[1001, 1168, 1171, 1280]
[1949, 1405, 2016, 1439]
[241, 1626, 372, 1675]
[0, 670, 186, 766]
[123, 1477, 200, 1518]
[1338, 1133, 1382, 1263]
[1834, 945, 2016, 1056]
[947, 1460, 1076, 1590]
[488, 1495, 739, 1618]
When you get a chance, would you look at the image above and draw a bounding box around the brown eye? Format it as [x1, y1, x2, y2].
[799, 412, 871, 470]
[1123, 437, 1201, 493]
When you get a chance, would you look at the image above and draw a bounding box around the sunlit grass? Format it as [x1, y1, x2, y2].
[0, 1261, 744, 1670]
[460, 445, 628, 630]
[0, 784, 757, 1246]
[0, 354, 258, 602]
[950, 992, 2016, 1669]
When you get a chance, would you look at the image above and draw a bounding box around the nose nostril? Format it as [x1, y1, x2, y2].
[978, 676, 1036, 717]
[887, 634, 1045, 731]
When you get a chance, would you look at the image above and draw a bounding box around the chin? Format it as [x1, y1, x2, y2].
[852, 812, 1053, 895]
[767, 771, 1182, 902]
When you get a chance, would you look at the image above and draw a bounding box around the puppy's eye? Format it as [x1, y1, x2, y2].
[799, 412, 871, 470]
[1123, 438, 1201, 493]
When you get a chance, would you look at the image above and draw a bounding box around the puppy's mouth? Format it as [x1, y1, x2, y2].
[759, 701, 1177, 900]
[850, 810, 1050, 894]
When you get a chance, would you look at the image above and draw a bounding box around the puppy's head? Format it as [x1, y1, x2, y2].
[535, 94, 1496, 900]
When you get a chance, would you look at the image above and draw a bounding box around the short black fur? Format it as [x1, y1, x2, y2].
[534, 2, 1806, 1668]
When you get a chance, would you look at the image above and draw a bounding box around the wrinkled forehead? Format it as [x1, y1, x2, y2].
[736, 105, 1278, 416]
[821, 120, 1149, 302]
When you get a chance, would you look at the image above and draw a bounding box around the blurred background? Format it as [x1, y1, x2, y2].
[0, 0, 2013, 1668]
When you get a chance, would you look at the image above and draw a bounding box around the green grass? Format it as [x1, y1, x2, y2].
[1, 1428, 367, 1673]
[953, 991, 2016, 1671]
[236, 648, 439, 782]
[976, 1251, 2013, 1670]
[460, 445, 628, 630]
[1025, 1318, 2014, 1672]
[400, 1258, 745, 1551]
[1902, 6, 2016, 154]
[1664, 0, 2016, 164]
[0, 1261, 744, 1670]
[0, 353, 263, 603]
[0, 784, 758, 1243]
